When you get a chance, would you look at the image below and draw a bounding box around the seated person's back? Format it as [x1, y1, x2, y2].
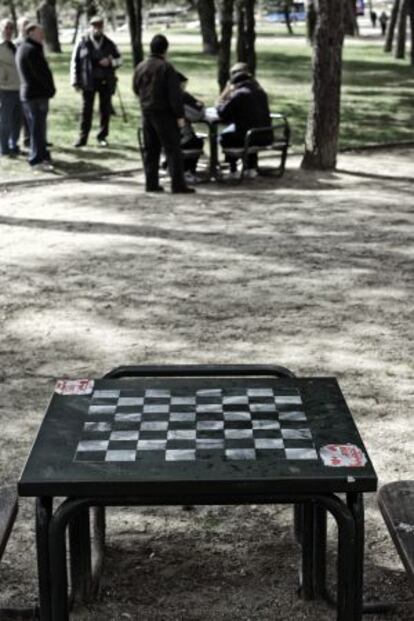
[217, 69, 272, 176]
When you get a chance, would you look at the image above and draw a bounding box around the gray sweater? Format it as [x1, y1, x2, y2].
[0, 41, 20, 91]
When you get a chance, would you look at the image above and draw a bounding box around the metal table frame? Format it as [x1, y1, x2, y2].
[27, 365, 373, 621]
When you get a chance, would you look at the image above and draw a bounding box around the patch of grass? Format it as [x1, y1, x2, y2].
[0, 32, 412, 182]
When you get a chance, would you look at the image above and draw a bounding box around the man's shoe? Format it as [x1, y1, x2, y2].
[74, 139, 87, 148]
[32, 161, 55, 173]
[146, 186, 165, 193]
[172, 187, 196, 194]
[97, 138, 108, 147]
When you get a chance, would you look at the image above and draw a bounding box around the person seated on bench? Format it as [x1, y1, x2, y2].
[217, 65, 272, 179]
[177, 72, 205, 183]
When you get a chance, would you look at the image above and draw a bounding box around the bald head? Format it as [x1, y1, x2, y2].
[26, 23, 44, 44]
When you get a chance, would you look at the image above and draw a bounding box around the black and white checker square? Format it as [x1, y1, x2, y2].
[74, 387, 318, 463]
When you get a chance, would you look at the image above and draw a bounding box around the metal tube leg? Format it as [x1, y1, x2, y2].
[348, 493, 364, 621]
[313, 505, 327, 599]
[69, 506, 92, 606]
[36, 497, 52, 621]
[91, 506, 106, 595]
[335, 505, 357, 621]
[293, 503, 304, 544]
[300, 503, 315, 600]
[49, 499, 91, 621]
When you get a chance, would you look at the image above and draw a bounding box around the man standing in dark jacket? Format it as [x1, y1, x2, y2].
[71, 16, 121, 148]
[16, 23, 55, 171]
[133, 34, 194, 194]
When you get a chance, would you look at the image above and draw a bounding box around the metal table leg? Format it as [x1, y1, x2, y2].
[35, 497, 52, 621]
[69, 506, 92, 605]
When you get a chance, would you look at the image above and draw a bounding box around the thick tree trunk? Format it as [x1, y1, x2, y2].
[385, 0, 400, 52]
[197, 0, 219, 54]
[125, 0, 143, 67]
[301, 0, 345, 170]
[236, 0, 256, 74]
[218, 0, 234, 90]
[37, 0, 61, 53]
[395, 0, 408, 58]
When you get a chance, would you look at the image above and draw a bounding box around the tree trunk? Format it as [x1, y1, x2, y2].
[236, 0, 256, 73]
[197, 0, 219, 54]
[125, 0, 143, 67]
[37, 0, 61, 53]
[236, 1, 245, 61]
[344, 0, 358, 36]
[301, 0, 345, 170]
[85, 0, 97, 20]
[8, 0, 18, 34]
[395, 0, 408, 58]
[218, 0, 234, 90]
[409, 0, 414, 65]
[385, 0, 400, 52]
[72, 6, 82, 44]
[244, 0, 256, 74]
[306, 1, 317, 44]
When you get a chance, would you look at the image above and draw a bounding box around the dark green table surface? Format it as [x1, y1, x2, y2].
[18, 377, 377, 498]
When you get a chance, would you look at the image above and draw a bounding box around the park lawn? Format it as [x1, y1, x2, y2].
[0, 32, 412, 182]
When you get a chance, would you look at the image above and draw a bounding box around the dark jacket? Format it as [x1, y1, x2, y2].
[16, 37, 55, 101]
[133, 54, 184, 118]
[71, 34, 121, 92]
[217, 79, 271, 135]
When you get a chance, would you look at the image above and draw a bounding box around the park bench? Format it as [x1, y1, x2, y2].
[221, 112, 291, 181]
[378, 481, 414, 593]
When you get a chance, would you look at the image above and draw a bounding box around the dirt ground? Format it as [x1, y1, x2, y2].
[0, 149, 413, 620]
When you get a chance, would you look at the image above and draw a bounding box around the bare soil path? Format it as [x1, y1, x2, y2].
[0, 149, 413, 620]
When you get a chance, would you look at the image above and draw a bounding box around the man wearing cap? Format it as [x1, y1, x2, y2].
[133, 34, 194, 194]
[0, 19, 21, 157]
[71, 16, 121, 147]
[217, 65, 272, 179]
[15, 23, 55, 171]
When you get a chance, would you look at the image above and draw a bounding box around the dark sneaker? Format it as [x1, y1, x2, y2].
[172, 187, 196, 194]
[146, 186, 165, 193]
[74, 139, 87, 148]
[97, 138, 108, 147]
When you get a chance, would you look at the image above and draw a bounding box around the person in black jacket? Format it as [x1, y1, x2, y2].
[15, 23, 55, 171]
[71, 16, 121, 147]
[177, 72, 205, 183]
[133, 34, 194, 194]
[217, 69, 272, 179]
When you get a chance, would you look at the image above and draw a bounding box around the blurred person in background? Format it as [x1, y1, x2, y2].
[0, 18, 21, 157]
[16, 23, 56, 171]
[71, 15, 121, 148]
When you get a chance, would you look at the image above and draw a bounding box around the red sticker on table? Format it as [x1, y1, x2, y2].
[55, 379, 94, 396]
[320, 444, 367, 468]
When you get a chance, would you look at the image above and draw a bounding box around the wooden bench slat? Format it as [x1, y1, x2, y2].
[0, 486, 18, 561]
[378, 480, 414, 591]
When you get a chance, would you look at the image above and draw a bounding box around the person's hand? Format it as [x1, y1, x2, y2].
[177, 118, 185, 128]
[99, 57, 111, 67]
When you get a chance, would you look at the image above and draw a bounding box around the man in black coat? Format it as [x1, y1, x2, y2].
[15, 23, 55, 171]
[71, 16, 121, 147]
[133, 34, 194, 194]
[217, 69, 272, 179]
